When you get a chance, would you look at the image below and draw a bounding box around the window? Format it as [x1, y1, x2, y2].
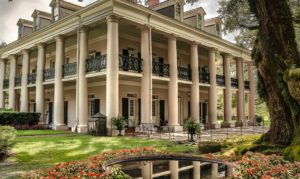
[65, 57, 69, 64]
[50, 59, 55, 68]
[129, 99, 135, 117]
[53, 6, 59, 21]
[152, 101, 156, 116]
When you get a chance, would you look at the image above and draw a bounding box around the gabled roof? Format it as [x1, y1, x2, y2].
[17, 19, 33, 27]
[184, 7, 206, 18]
[204, 17, 222, 26]
[50, 0, 82, 11]
[31, 9, 51, 19]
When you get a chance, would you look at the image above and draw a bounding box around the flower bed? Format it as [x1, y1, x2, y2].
[21, 147, 165, 179]
[231, 152, 300, 179]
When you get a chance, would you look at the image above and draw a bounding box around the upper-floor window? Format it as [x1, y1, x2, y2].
[54, 6, 59, 21]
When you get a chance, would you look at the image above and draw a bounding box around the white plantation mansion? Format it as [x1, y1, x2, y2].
[0, 0, 255, 134]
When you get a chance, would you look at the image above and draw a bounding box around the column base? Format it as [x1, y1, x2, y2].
[235, 121, 244, 127]
[77, 125, 88, 134]
[52, 124, 69, 130]
[221, 122, 231, 128]
[205, 123, 216, 129]
[168, 125, 183, 132]
[247, 121, 254, 126]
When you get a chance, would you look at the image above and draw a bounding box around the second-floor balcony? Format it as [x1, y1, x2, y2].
[244, 81, 250, 90]
[43, 68, 55, 81]
[63, 63, 77, 77]
[231, 78, 238, 88]
[152, 62, 170, 77]
[86, 55, 107, 73]
[28, 73, 37, 85]
[178, 67, 192, 81]
[15, 76, 22, 87]
[3, 79, 9, 89]
[216, 75, 225, 86]
[119, 55, 143, 73]
[199, 72, 210, 84]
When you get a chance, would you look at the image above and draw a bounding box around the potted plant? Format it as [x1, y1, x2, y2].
[112, 116, 128, 136]
[183, 118, 201, 142]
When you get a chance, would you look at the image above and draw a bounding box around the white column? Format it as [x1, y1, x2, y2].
[193, 161, 201, 179]
[248, 62, 255, 125]
[141, 27, 152, 124]
[168, 36, 181, 130]
[236, 58, 244, 126]
[78, 27, 88, 133]
[106, 16, 119, 135]
[8, 55, 16, 110]
[169, 161, 179, 179]
[0, 59, 5, 108]
[208, 48, 217, 128]
[211, 163, 218, 178]
[141, 162, 152, 179]
[223, 53, 232, 127]
[53, 35, 67, 130]
[36, 43, 46, 124]
[190, 42, 200, 122]
[20, 50, 29, 112]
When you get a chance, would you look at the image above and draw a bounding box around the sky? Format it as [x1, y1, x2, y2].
[0, 0, 235, 44]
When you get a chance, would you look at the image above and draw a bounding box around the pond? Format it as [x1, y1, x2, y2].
[103, 154, 232, 179]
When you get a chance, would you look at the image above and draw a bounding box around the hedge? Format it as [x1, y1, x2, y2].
[0, 112, 40, 126]
[0, 126, 16, 161]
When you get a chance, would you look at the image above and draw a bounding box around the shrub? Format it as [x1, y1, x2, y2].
[0, 112, 40, 127]
[112, 116, 128, 136]
[183, 118, 201, 142]
[198, 141, 221, 154]
[0, 126, 16, 161]
[255, 116, 263, 125]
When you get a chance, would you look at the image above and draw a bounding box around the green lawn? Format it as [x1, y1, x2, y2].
[1, 130, 195, 177]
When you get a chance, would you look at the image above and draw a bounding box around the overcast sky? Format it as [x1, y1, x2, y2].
[0, 0, 235, 44]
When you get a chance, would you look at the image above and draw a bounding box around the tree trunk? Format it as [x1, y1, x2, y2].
[250, 0, 300, 145]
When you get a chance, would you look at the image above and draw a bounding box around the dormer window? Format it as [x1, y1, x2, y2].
[197, 14, 203, 29]
[54, 6, 59, 21]
[175, 3, 182, 21]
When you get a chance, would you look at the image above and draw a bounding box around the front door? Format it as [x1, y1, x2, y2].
[48, 102, 53, 124]
[128, 98, 135, 127]
[159, 100, 165, 126]
[64, 101, 68, 125]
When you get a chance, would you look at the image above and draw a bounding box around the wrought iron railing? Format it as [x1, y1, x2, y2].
[28, 73, 37, 84]
[244, 80, 250, 90]
[3, 79, 9, 89]
[152, 62, 169, 77]
[15, 76, 22, 87]
[86, 55, 106, 73]
[231, 78, 238, 88]
[119, 55, 143, 73]
[216, 75, 225, 86]
[178, 67, 192, 81]
[43, 68, 55, 81]
[63, 63, 77, 77]
[199, 72, 210, 84]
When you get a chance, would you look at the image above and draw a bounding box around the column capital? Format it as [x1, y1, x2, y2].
[21, 49, 30, 56]
[221, 52, 232, 59]
[208, 47, 218, 53]
[235, 57, 244, 61]
[106, 15, 119, 23]
[37, 43, 46, 49]
[137, 25, 151, 32]
[55, 35, 65, 42]
[79, 26, 89, 33]
[8, 54, 16, 60]
[167, 34, 177, 40]
[190, 41, 198, 47]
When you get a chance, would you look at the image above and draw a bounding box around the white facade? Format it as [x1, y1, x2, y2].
[0, 0, 255, 134]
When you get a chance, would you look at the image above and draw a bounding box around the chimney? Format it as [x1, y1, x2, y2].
[148, 0, 159, 7]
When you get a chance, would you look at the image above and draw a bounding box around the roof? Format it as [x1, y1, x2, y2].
[204, 17, 222, 26]
[16, 19, 33, 27]
[50, 0, 82, 11]
[184, 7, 206, 18]
[31, 9, 52, 19]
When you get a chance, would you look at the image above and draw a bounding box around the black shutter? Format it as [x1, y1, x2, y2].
[122, 49, 129, 56]
[122, 98, 129, 119]
[199, 102, 202, 123]
[188, 101, 191, 118]
[138, 99, 141, 125]
[64, 101, 68, 125]
[49, 102, 53, 124]
[33, 103, 36, 112]
[138, 52, 141, 58]
[94, 99, 100, 115]
[203, 103, 207, 124]
[159, 100, 165, 126]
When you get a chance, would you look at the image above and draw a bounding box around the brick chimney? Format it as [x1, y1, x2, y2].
[148, 0, 159, 7]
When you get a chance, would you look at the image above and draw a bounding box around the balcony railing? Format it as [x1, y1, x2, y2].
[119, 55, 143, 73]
[199, 72, 210, 84]
[152, 62, 170, 77]
[86, 55, 106, 73]
[216, 75, 225, 86]
[15, 76, 22, 87]
[3, 79, 9, 89]
[244, 80, 250, 90]
[178, 67, 192, 81]
[28, 73, 37, 85]
[43, 68, 55, 81]
[231, 78, 238, 88]
[63, 63, 77, 77]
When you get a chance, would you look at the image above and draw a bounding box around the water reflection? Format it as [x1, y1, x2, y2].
[115, 160, 228, 179]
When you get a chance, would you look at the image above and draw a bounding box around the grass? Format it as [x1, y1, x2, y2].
[1, 130, 196, 177]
